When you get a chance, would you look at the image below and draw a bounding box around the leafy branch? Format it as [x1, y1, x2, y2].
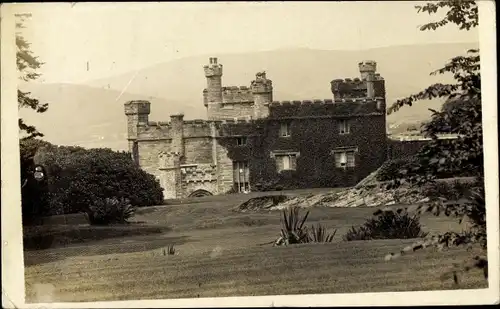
[415, 0, 478, 31]
[16, 13, 48, 139]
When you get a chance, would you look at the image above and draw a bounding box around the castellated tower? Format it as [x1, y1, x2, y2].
[124, 100, 150, 163]
[358, 60, 377, 98]
[203, 57, 223, 114]
[169, 113, 185, 160]
[250, 71, 273, 119]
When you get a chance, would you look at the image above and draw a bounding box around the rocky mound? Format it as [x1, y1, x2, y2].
[273, 183, 429, 210]
[237, 195, 291, 212]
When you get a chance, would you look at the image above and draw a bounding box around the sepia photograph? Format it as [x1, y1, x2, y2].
[1, 1, 498, 307]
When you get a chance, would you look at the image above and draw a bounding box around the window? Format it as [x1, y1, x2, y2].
[280, 122, 291, 137]
[236, 137, 247, 146]
[233, 161, 250, 193]
[276, 154, 297, 172]
[338, 119, 350, 134]
[334, 150, 356, 168]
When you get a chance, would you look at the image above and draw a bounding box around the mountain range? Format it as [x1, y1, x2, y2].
[18, 42, 478, 150]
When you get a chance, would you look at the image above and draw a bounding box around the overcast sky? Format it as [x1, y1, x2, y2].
[12, 1, 478, 84]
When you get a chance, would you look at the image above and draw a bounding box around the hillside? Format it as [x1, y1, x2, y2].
[86, 43, 478, 124]
[18, 83, 192, 150]
[20, 43, 478, 150]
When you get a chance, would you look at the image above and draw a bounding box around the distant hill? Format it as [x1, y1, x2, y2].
[18, 83, 192, 150]
[20, 43, 478, 150]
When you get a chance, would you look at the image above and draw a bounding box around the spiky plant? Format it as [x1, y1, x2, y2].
[309, 224, 337, 243]
[279, 207, 310, 245]
[163, 244, 176, 256]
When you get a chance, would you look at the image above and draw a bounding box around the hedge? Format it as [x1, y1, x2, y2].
[20, 138, 164, 217]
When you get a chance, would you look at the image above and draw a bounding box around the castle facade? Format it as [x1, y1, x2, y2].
[125, 58, 388, 199]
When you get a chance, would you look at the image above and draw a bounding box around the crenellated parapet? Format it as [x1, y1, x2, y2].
[267, 97, 385, 118]
[268, 98, 384, 106]
[250, 71, 273, 94]
[222, 86, 254, 104]
[330, 74, 384, 99]
[203, 57, 223, 77]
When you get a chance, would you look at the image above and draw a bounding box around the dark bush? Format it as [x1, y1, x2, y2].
[20, 139, 164, 216]
[378, 157, 476, 183]
[376, 158, 416, 182]
[423, 180, 474, 201]
[20, 138, 52, 222]
[88, 197, 136, 225]
[343, 208, 428, 241]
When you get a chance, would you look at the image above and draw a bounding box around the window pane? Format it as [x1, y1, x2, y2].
[276, 156, 284, 172]
[283, 156, 290, 170]
[347, 151, 355, 167]
[334, 153, 341, 167]
[291, 155, 297, 170]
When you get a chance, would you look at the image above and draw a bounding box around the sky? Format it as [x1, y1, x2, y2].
[10, 1, 479, 84]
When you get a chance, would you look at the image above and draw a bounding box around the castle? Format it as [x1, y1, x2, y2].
[125, 57, 389, 199]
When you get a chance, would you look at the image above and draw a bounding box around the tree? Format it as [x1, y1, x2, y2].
[385, 1, 487, 285]
[16, 13, 48, 139]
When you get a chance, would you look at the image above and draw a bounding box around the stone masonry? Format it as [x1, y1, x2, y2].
[125, 57, 390, 199]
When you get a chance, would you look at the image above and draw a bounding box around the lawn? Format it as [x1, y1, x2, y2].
[23, 189, 488, 303]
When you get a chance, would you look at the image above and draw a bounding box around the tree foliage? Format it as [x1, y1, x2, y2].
[20, 139, 164, 218]
[16, 13, 48, 139]
[386, 1, 487, 285]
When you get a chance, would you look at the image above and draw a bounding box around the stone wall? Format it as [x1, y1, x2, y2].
[207, 102, 254, 120]
[216, 100, 387, 189]
[184, 138, 213, 164]
[126, 59, 389, 198]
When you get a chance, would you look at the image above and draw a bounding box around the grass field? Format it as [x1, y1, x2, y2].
[24, 189, 488, 303]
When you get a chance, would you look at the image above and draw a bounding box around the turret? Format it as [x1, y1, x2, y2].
[203, 57, 223, 105]
[251, 71, 273, 119]
[358, 60, 376, 99]
[124, 100, 150, 163]
[170, 113, 185, 160]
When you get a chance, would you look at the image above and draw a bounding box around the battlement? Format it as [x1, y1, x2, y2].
[124, 100, 151, 115]
[267, 97, 385, 119]
[267, 98, 383, 106]
[221, 86, 254, 104]
[330, 73, 384, 99]
[358, 60, 377, 75]
[204, 57, 223, 77]
[250, 71, 273, 93]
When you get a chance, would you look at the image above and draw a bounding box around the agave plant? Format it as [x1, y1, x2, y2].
[163, 244, 176, 256]
[309, 224, 337, 243]
[279, 207, 310, 245]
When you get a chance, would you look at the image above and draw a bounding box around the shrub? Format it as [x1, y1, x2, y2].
[343, 208, 428, 241]
[376, 158, 416, 182]
[274, 207, 337, 246]
[88, 197, 136, 225]
[278, 207, 310, 245]
[25, 140, 164, 215]
[308, 224, 337, 243]
[423, 179, 474, 201]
